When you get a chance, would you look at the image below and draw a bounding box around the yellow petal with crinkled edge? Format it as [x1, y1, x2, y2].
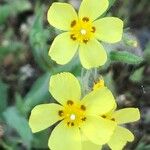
[49, 72, 81, 105]
[48, 121, 82, 150]
[108, 126, 134, 150]
[93, 17, 123, 43]
[79, 39, 107, 69]
[49, 32, 78, 65]
[82, 140, 102, 150]
[81, 87, 116, 115]
[79, 0, 109, 21]
[47, 2, 78, 31]
[80, 116, 116, 145]
[29, 104, 63, 133]
[112, 108, 140, 124]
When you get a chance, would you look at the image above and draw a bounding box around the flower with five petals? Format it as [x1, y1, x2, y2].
[47, 0, 123, 69]
[29, 72, 117, 150]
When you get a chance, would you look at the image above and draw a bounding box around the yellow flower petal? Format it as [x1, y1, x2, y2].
[29, 104, 63, 133]
[82, 87, 116, 115]
[49, 72, 81, 105]
[48, 121, 82, 150]
[47, 2, 78, 31]
[93, 17, 123, 43]
[112, 108, 140, 124]
[80, 116, 116, 145]
[82, 140, 102, 150]
[79, 0, 109, 21]
[108, 126, 134, 150]
[79, 39, 107, 69]
[49, 32, 78, 65]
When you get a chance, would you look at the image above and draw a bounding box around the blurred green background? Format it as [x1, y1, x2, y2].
[0, 0, 150, 149]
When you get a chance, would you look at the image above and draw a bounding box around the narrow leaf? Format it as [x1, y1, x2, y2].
[109, 51, 143, 64]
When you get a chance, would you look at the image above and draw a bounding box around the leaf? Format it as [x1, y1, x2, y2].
[10, 0, 31, 13]
[0, 0, 31, 24]
[0, 5, 11, 24]
[130, 67, 144, 82]
[0, 80, 8, 115]
[108, 0, 117, 8]
[109, 51, 144, 64]
[33, 129, 50, 149]
[29, 6, 52, 71]
[144, 42, 150, 64]
[23, 73, 51, 114]
[3, 107, 33, 148]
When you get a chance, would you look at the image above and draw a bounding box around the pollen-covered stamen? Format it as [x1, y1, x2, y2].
[71, 20, 77, 27]
[70, 34, 77, 41]
[111, 118, 115, 121]
[58, 110, 64, 117]
[81, 117, 87, 121]
[81, 105, 86, 111]
[91, 26, 96, 33]
[83, 39, 89, 44]
[82, 17, 89, 22]
[67, 100, 74, 105]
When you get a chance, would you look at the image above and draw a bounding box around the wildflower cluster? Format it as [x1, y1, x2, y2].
[29, 0, 140, 150]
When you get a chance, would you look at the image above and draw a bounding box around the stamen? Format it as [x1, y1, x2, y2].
[81, 117, 86, 121]
[83, 39, 88, 44]
[71, 20, 76, 27]
[67, 100, 74, 105]
[58, 110, 64, 117]
[67, 122, 70, 126]
[70, 114, 76, 120]
[111, 118, 115, 121]
[70, 34, 77, 41]
[91, 26, 96, 33]
[80, 29, 87, 35]
[82, 17, 89, 22]
[71, 122, 75, 126]
[81, 105, 86, 111]
[102, 115, 106, 118]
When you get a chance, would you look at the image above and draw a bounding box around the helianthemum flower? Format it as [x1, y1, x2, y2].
[100, 106, 140, 150]
[29, 72, 117, 150]
[47, 0, 123, 69]
[92, 79, 140, 150]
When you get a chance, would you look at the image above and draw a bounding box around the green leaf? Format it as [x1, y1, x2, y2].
[144, 42, 150, 64]
[0, 80, 8, 115]
[29, 6, 52, 71]
[130, 67, 144, 82]
[108, 0, 116, 8]
[3, 107, 33, 148]
[0, 5, 11, 24]
[109, 51, 144, 64]
[5, 0, 31, 14]
[33, 129, 50, 149]
[23, 73, 51, 114]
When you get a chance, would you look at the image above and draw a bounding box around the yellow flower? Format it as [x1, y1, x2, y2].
[29, 72, 117, 150]
[93, 78, 105, 91]
[47, 0, 123, 69]
[101, 106, 140, 150]
[92, 80, 140, 150]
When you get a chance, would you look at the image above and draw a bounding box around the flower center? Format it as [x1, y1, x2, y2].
[70, 114, 76, 120]
[58, 100, 86, 127]
[70, 17, 96, 44]
[80, 29, 87, 35]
